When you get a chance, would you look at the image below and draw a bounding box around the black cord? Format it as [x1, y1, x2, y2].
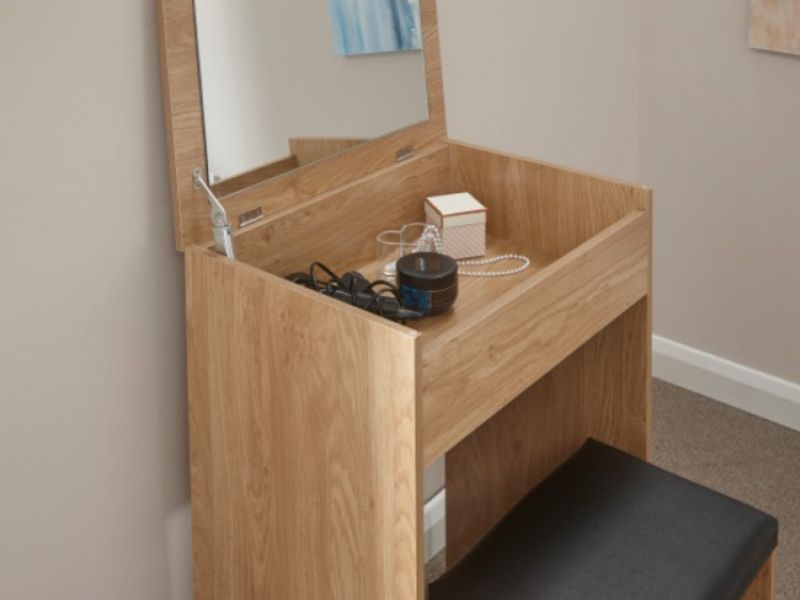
[285, 262, 423, 323]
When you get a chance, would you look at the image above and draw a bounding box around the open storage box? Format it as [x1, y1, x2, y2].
[200, 140, 651, 466]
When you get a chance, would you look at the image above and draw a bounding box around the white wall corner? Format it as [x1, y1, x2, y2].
[652, 335, 800, 433]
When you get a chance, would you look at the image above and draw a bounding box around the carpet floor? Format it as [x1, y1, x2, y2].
[426, 379, 799, 599]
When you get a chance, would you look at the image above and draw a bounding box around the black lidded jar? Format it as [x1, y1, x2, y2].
[396, 252, 459, 316]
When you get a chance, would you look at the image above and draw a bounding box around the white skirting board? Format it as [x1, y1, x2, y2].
[652, 335, 800, 433]
[423, 489, 446, 562]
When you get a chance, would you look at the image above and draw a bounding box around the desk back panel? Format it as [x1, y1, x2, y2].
[232, 144, 453, 276]
[448, 141, 650, 256]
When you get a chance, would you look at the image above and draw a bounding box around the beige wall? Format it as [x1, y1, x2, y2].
[0, 2, 191, 599]
[439, 0, 799, 385]
[438, 0, 642, 182]
[641, 0, 800, 383]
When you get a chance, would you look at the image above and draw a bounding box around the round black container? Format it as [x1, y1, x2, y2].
[396, 252, 458, 316]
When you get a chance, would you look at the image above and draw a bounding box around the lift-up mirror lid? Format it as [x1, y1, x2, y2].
[156, 0, 447, 250]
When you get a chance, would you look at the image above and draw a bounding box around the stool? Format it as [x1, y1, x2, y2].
[429, 439, 778, 600]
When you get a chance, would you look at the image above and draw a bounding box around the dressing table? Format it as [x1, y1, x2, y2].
[157, 1, 652, 598]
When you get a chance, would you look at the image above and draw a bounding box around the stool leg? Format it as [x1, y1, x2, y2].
[743, 552, 775, 600]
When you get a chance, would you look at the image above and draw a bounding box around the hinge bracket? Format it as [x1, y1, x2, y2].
[395, 145, 415, 162]
[193, 168, 236, 259]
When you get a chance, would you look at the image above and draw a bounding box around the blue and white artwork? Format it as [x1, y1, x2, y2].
[329, 0, 422, 56]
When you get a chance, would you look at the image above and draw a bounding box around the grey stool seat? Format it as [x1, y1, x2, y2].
[429, 439, 778, 600]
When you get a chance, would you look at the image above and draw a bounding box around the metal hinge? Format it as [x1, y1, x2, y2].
[238, 206, 264, 229]
[193, 168, 236, 259]
[395, 145, 415, 162]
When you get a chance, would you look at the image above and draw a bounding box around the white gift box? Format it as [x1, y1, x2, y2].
[425, 192, 487, 259]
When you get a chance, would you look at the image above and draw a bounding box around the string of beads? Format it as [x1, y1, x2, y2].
[414, 225, 531, 278]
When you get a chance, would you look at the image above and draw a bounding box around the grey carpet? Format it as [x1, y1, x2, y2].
[426, 379, 799, 599]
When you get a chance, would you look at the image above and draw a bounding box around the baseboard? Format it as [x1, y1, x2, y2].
[423, 489, 446, 562]
[653, 335, 800, 433]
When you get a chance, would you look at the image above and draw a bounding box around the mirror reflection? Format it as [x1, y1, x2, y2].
[194, 0, 430, 195]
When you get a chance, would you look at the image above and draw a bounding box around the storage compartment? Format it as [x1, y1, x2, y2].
[230, 140, 650, 464]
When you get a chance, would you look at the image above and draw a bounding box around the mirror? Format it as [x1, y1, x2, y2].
[194, 0, 430, 195]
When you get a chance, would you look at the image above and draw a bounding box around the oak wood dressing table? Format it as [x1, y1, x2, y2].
[157, 1, 653, 598]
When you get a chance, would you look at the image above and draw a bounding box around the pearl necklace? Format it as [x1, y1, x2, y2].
[458, 254, 531, 277]
[413, 225, 531, 278]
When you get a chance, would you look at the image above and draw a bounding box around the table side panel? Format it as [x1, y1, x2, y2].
[186, 249, 423, 600]
[742, 552, 775, 600]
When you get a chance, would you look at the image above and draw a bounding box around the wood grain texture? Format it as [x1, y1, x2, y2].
[289, 137, 368, 166]
[156, 0, 209, 250]
[158, 0, 446, 250]
[743, 552, 775, 600]
[445, 297, 652, 566]
[354, 235, 558, 341]
[211, 139, 368, 198]
[234, 144, 453, 276]
[186, 248, 423, 600]
[231, 141, 653, 469]
[645, 191, 654, 461]
[211, 155, 299, 197]
[230, 139, 651, 276]
[180, 134, 656, 596]
[449, 141, 651, 256]
[422, 210, 650, 465]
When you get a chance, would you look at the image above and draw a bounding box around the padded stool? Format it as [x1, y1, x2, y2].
[429, 439, 777, 600]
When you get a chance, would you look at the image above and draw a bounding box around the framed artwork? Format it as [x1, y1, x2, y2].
[749, 0, 800, 56]
[329, 0, 422, 56]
